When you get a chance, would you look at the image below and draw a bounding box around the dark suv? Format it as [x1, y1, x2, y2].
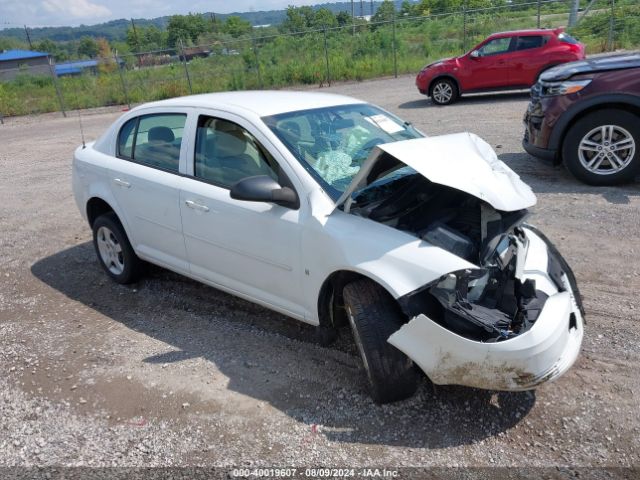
[523, 54, 640, 185]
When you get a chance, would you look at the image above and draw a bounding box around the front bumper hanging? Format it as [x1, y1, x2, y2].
[388, 226, 584, 391]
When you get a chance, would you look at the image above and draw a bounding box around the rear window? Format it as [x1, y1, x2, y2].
[558, 32, 580, 44]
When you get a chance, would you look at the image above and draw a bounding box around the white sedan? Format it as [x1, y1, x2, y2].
[72, 91, 584, 403]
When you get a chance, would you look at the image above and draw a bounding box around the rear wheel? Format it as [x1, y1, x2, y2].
[430, 78, 458, 105]
[92, 212, 143, 284]
[343, 279, 419, 404]
[562, 109, 640, 185]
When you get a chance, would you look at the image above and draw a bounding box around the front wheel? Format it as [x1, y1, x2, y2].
[430, 78, 458, 105]
[562, 109, 640, 185]
[343, 279, 419, 404]
[92, 212, 143, 284]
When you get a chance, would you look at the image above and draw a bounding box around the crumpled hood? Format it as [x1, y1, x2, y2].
[336, 132, 537, 213]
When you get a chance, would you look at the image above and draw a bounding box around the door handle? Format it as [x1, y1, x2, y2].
[113, 178, 131, 188]
[184, 199, 210, 212]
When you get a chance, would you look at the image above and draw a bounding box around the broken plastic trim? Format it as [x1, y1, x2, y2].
[398, 226, 555, 342]
[523, 223, 586, 320]
[398, 265, 549, 342]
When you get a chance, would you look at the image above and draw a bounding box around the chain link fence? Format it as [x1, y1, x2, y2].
[1, 0, 638, 118]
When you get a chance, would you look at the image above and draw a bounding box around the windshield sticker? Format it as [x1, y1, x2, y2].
[365, 114, 404, 134]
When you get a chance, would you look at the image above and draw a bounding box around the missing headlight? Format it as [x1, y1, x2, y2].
[398, 233, 549, 342]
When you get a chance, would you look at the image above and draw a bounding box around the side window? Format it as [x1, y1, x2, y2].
[516, 35, 545, 51]
[478, 37, 512, 56]
[133, 114, 186, 172]
[116, 113, 187, 172]
[194, 116, 279, 188]
[117, 118, 136, 159]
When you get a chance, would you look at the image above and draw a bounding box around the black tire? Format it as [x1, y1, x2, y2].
[429, 78, 459, 106]
[562, 109, 640, 185]
[343, 279, 419, 404]
[92, 212, 143, 284]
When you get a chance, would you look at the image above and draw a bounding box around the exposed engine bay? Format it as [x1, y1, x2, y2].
[349, 164, 561, 342]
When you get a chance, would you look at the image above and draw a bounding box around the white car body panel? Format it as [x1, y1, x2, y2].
[72, 91, 584, 392]
[179, 177, 306, 318]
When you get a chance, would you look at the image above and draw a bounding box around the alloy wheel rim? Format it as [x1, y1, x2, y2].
[96, 226, 125, 275]
[578, 124, 635, 175]
[433, 82, 453, 103]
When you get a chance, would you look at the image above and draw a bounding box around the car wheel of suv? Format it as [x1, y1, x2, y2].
[343, 279, 419, 404]
[92, 212, 143, 284]
[430, 78, 458, 106]
[563, 109, 640, 185]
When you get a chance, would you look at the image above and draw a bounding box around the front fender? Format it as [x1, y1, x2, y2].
[549, 93, 640, 151]
[303, 210, 473, 323]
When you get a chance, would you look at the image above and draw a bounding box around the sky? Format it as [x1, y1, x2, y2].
[1, 0, 330, 28]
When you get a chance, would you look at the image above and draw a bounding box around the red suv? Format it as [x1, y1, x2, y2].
[416, 28, 585, 105]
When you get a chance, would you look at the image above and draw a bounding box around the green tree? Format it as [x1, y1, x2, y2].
[223, 16, 252, 37]
[0, 37, 27, 51]
[167, 13, 208, 47]
[312, 8, 338, 29]
[336, 11, 352, 27]
[33, 39, 69, 61]
[372, 0, 396, 23]
[399, 1, 413, 16]
[142, 26, 167, 50]
[281, 6, 315, 32]
[77, 36, 99, 58]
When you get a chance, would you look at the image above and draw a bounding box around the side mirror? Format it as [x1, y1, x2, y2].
[470, 50, 481, 59]
[230, 175, 299, 209]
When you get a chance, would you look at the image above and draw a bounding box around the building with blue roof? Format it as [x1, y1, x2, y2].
[55, 59, 99, 77]
[0, 49, 51, 81]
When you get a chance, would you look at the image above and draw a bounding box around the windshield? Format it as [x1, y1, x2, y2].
[263, 103, 423, 200]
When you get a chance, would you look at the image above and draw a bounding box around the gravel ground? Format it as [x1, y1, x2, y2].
[0, 76, 639, 473]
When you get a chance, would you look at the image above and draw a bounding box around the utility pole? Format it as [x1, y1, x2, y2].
[210, 13, 217, 33]
[607, 0, 615, 51]
[370, 0, 373, 16]
[351, 0, 355, 35]
[130, 18, 142, 67]
[130, 18, 140, 50]
[360, 0, 364, 18]
[568, 0, 580, 27]
[24, 25, 33, 49]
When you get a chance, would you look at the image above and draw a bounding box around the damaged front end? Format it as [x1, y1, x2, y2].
[398, 218, 562, 343]
[389, 223, 585, 390]
[343, 133, 585, 390]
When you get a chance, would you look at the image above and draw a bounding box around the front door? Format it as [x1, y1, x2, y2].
[179, 113, 305, 318]
[463, 36, 515, 90]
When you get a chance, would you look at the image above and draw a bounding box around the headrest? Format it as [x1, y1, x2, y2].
[148, 126, 175, 143]
[215, 130, 247, 157]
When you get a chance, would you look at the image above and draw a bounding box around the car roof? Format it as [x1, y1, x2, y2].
[487, 28, 561, 39]
[132, 90, 366, 117]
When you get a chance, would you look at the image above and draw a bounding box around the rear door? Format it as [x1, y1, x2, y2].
[464, 36, 515, 90]
[108, 110, 192, 273]
[509, 35, 551, 86]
